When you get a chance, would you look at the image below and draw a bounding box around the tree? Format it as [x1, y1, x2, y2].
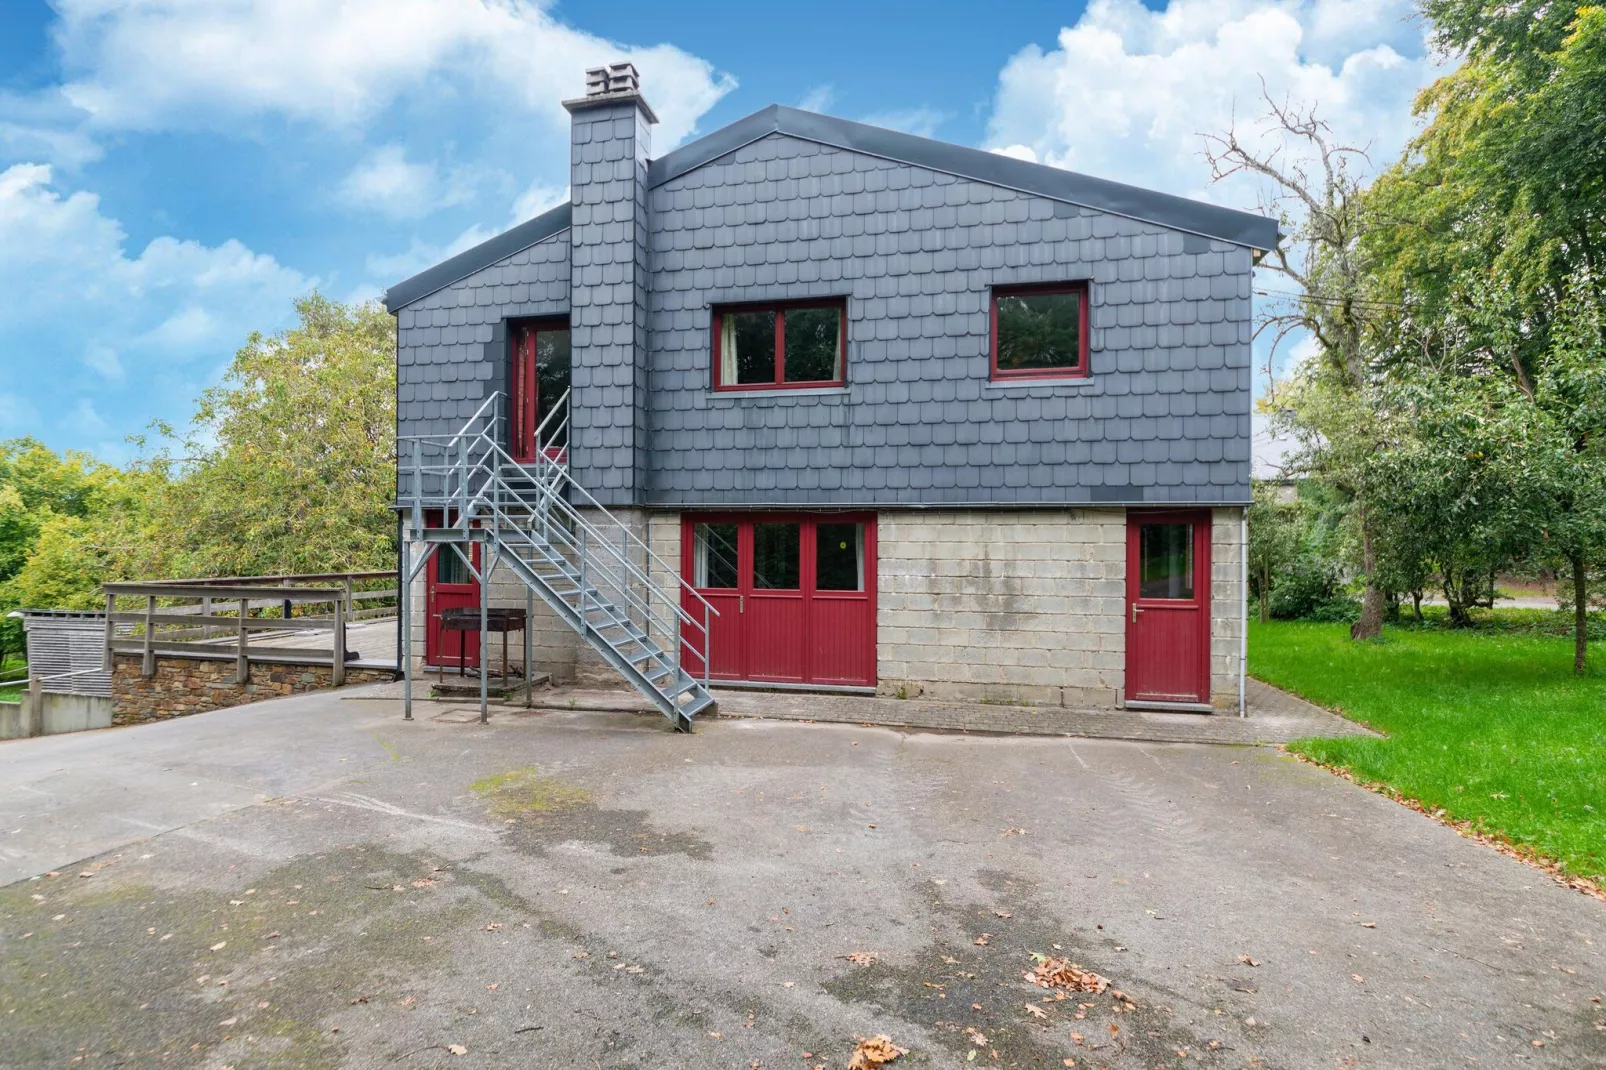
[1204, 89, 1394, 638]
[155, 294, 398, 577]
[1248, 481, 1301, 622]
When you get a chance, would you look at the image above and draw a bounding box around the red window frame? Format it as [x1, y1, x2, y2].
[711, 298, 848, 392]
[989, 281, 1091, 382]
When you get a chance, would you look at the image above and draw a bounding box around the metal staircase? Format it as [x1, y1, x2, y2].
[397, 391, 718, 732]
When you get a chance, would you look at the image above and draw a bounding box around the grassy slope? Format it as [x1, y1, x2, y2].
[1250, 618, 1606, 882]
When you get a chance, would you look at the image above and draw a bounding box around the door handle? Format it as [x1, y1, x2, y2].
[1131, 602, 1143, 623]
[740, 595, 745, 614]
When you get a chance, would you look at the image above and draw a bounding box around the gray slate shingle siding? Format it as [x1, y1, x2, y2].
[396, 230, 570, 442]
[395, 126, 1253, 508]
[646, 134, 1250, 506]
[568, 100, 653, 502]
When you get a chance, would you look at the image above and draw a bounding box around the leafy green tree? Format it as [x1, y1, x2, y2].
[1205, 92, 1396, 638]
[155, 294, 397, 577]
[1248, 481, 1301, 622]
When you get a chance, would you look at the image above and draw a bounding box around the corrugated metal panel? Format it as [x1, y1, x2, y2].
[21, 613, 114, 697]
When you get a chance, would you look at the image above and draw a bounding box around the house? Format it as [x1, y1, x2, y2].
[385, 64, 1274, 729]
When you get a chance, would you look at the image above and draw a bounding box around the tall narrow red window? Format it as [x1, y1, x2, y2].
[712, 299, 847, 391]
[508, 319, 570, 463]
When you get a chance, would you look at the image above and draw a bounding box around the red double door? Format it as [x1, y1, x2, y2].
[681, 514, 876, 687]
[1124, 511, 1212, 705]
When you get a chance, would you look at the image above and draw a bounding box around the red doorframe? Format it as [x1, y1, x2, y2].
[423, 509, 481, 669]
[1124, 510, 1211, 705]
[680, 513, 876, 687]
[508, 318, 568, 465]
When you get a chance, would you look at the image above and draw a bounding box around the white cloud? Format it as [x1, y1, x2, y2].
[860, 106, 947, 140]
[984, 0, 1441, 209]
[509, 181, 567, 225]
[52, 0, 735, 149]
[0, 162, 313, 375]
[798, 84, 836, 113]
[990, 144, 1039, 163]
[337, 144, 485, 219]
[364, 222, 498, 284]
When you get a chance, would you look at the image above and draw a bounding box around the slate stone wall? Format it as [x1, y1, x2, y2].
[568, 100, 653, 504]
[110, 654, 393, 725]
[394, 132, 1253, 509]
[395, 232, 571, 445]
[645, 134, 1251, 506]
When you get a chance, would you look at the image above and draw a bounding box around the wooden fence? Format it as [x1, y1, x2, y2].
[102, 571, 395, 687]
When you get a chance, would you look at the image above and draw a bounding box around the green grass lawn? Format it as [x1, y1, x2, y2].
[1251, 616, 1606, 883]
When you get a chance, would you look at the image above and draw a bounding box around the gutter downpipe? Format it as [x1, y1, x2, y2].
[1239, 506, 1248, 717]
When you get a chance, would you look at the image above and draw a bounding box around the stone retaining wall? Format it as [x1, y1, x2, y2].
[111, 654, 394, 726]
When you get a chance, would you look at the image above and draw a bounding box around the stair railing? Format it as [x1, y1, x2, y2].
[399, 392, 718, 691]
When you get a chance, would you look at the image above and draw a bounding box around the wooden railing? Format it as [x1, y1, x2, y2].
[101, 571, 395, 687]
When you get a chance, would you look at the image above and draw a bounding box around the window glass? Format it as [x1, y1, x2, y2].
[815, 522, 864, 591]
[784, 307, 841, 383]
[996, 289, 1083, 373]
[1138, 523, 1194, 599]
[753, 523, 801, 590]
[693, 523, 739, 589]
[535, 329, 570, 448]
[729, 311, 775, 385]
[437, 546, 472, 587]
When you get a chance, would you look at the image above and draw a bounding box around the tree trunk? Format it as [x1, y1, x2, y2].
[1350, 522, 1384, 640]
[1571, 551, 1589, 676]
[1411, 590, 1423, 622]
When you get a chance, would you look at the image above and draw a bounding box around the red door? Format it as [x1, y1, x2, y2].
[424, 511, 480, 669]
[508, 320, 571, 464]
[1125, 511, 1211, 705]
[681, 514, 876, 687]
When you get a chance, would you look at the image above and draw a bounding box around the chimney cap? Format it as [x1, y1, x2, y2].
[563, 61, 657, 123]
[587, 63, 639, 96]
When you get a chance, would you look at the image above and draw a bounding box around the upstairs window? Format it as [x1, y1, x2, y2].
[713, 300, 846, 391]
[990, 282, 1090, 381]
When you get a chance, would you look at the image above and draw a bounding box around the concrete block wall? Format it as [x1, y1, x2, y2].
[402, 539, 583, 682]
[876, 509, 1128, 708]
[876, 506, 1246, 710]
[1209, 507, 1247, 709]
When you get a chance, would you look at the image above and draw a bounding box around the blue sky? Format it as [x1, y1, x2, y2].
[0, 0, 1441, 460]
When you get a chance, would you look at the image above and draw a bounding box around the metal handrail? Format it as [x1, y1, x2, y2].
[532, 386, 570, 452]
[398, 391, 719, 686]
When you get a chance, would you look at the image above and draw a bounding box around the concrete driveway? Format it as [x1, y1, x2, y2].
[1, 689, 1602, 1069]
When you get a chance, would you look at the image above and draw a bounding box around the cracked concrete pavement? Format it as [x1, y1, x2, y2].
[1, 685, 1602, 1068]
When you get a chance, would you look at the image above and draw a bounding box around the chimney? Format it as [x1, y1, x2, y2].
[563, 64, 657, 505]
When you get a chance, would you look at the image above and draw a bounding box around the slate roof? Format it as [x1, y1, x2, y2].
[384, 106, 1278, 313]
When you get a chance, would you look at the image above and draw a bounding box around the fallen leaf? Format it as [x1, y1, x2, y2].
[447, 1043, 468, 1055]
[210, 942, 227, 952]
[1024, 1004, 1048, 1019]
[1000, 828, 1027, 837]
[1360, 922, 1376, 928]
[1026, 955, 1109, 994]
[842, 951, 878, 967]
[973, 934, 992, 947]
[847, 1034, 907, 1069]
[1352, 974, 1364, 984]
[994, 910, 1013, 919]
[1236, 955, 1260, 967]
[964, 1026, 989, 1047]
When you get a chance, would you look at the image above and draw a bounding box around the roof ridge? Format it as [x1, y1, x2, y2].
[383, 202, 572, 312]
[649, 105, 1278, 252]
